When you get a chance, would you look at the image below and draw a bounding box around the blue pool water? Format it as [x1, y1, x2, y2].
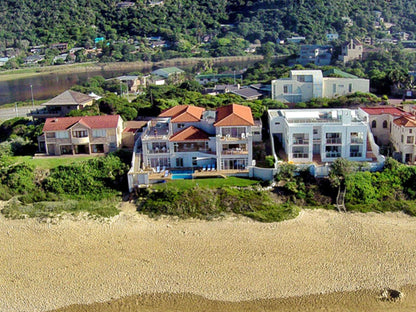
[171, 170, 194, 180]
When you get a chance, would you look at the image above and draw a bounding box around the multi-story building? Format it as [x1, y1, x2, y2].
[339, 39, 363, 64]
[358, 107, 406, 145]
[140, 104, 255, 171]
[271, 70, 369, 103]
[41, 115, 123, 156]
[390, 115, 416, 163]
[268, 108, 379, 163]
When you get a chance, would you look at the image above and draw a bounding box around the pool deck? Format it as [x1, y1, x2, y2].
[148, 169, 249, 181]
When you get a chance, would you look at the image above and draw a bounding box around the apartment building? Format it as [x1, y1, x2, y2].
[268, 108, 376, 163]
[271, 70, 369, 103]
[41, 115, 123, 156]
[140, 104, 255, 171]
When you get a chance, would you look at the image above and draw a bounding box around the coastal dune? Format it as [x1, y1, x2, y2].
[1, 204, 416, 312]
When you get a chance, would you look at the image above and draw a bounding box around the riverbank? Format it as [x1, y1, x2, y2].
[0, 55, 264, 82]
[1, 204, 416, 312]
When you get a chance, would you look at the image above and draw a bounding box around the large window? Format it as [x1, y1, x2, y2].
[92, 129, 106, 137]
[56, 131, 69, 139]
[350, 132, 363, 144]
[325, 146, 341, 158]
[326, 133, 341, 144]
[407, 136, 414, 144]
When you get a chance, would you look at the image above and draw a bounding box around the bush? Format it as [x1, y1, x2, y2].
[139, 186, 299, 222]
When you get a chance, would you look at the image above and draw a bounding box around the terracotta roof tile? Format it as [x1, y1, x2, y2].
[360, 106, 405, 116]
[159, 105, 205, 122]
[169, 126, 210, 141]
[393, 116, 416, 127]
[214, 103, 254, 127]
[43, 115, 121, 132]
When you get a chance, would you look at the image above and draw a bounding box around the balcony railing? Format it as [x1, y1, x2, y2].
[326, 152, 341, 158]
[351, 138, 363, 144]
[350, 152, 362, 157]
[292, 153, 309, 158]
[220, 133, 248, 141]
[293, 139, 309, 145]
[71, 136, 89, 144]
[222, 149, 248, 155]
[326, 138, 341, 144]
[147, 148, 170, 154]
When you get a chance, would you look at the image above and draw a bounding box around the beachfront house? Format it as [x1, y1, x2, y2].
[268, 108, 383, 164]
[139, 103, 255, 171]
[40, 115, 123, 156]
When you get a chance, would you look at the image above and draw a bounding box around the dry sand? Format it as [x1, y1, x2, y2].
[1, 203, 416, 312]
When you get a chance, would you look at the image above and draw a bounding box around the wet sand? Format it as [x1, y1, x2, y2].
[52, 287, 416, 312]
[1, 203, 416, 312]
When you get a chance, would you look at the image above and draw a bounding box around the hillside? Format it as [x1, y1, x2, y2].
[1, 0, 416, 51]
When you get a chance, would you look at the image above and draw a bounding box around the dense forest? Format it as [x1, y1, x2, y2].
[1, 0, 416, 50]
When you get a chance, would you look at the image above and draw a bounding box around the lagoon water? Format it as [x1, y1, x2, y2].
[0, 58, 259, 106]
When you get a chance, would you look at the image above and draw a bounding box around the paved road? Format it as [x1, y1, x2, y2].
[0, 105, 43, 122]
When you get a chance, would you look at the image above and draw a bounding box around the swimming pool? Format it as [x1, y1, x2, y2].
[170, 170, 194, 180]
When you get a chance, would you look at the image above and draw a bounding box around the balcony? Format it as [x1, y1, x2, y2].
[326, 138, 341, 144]
[292, 153, 309, 158]
[293, 139, 309, 145]
[220, 133, 248, 141]
[222, 148, 248, 155]
[147, 148, 170, 154]
[326, 152, 341, 158]
[351, 138, 363, 144]
[71, 136, 89, 144]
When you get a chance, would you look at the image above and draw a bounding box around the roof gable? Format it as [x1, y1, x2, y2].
[159, 105, 205, 122]
[43, 90, 93, 106]
[169, 126, 210, 142]
[214, 104, 254, 127]
[43, 115, 120, 132]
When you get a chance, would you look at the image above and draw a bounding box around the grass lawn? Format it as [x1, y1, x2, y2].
[10, 156, 97, 169]
[153, 176, 260, 191]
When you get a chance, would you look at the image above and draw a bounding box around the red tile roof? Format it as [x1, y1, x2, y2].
[43, 115, 121, 132]
[360, 106, 405, 116]
[159, 105, 205, 123]
[214, 103, 254, 127]
[393, 116, 416, 127]
[169, 126, 210, 142]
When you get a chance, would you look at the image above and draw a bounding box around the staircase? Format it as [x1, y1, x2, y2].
[336, 184, 347, 212]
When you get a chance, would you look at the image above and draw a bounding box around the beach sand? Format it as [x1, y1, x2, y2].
[1, 203, 416, 312]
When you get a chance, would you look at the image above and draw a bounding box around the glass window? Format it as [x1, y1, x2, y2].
[56, 131, 69, 139]
[407, 136, 414, 144]
[92, 129, 106, 137]
[372, 120, 377, 128]
[383, 120, 388, 128]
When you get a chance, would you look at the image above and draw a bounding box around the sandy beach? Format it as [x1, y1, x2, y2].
[1, 203, 416, 312]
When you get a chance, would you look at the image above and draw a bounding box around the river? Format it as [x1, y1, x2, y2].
[0, 58, 262, 106]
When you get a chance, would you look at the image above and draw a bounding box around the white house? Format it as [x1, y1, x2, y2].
[268, 108, 381, 163]
[271, 70, 369, 103]
[139, 104, 255, 171]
